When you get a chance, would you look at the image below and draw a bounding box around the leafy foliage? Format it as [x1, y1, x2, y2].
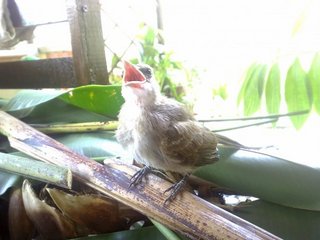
[285, 58, 311, 129]
[60, 85, 124, 119]
[265, 63, 281, 115]
[136, 26, 184, 100]
[110, 25, 187, 101]
[2, 89, 67, 118]
[212, 84, 228, 100]
[3, 85, 123, 122]
[308, 52, 320, 114]
[239, 63, 267, 116]
[237, 55, 319, 129]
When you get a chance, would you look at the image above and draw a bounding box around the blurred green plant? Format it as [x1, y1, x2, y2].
[109, 25, 188, 101]
[213, 84, 228, 101]
[237, 53, 320, 129]
[236, 0, 320, 130]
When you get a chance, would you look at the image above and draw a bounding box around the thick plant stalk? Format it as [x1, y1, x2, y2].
[31, 121, 118, 134]
[0, 152, 72, 189]
[0, 111, 281, 240]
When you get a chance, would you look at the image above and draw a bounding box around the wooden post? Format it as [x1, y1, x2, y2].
[156, 0, 165, 44]
[66, 0, 109, 85]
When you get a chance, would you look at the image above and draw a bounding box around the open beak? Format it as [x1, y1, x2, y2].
[123, 61, 146, 87]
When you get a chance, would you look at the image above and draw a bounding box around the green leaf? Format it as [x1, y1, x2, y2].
[243, 64, 267, 116]
[237, 62, 258, 105]
[2, 89, 67, 118]
[23, 98, 108, 124]
[285, 58, 311, 129]
[150, 219, 184, 240]
[171, 61, 183, 69]
[194, 146, 320, 211]
[0, 172, 22, 197]
[235, 200, 320, 240]
[143, 45, 158, 59]
[60, 85, 124, 119]
[73, 226, 167, 240]
[2, 86, 124, 122]
[308, 52, 320, 114]
[0, 99, 8, 108]
[111, 55, 120, 68]
[265, 64, 281, 114]
[144, 27, 156, 46]
[54, 132, 123, 159]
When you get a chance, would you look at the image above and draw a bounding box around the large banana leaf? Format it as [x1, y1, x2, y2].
[234, 200, 320, 240]
[2, 89, 67, 118]
[54, 132, 123, 159]
[1, 85, 124, 121]
[60, 85, 124, 119]
[195, 147, 320, 211]
[23, 98, 108, 124]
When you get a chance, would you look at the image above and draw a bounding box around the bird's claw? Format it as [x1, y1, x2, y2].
[130, 167, 190, 205]
[164, 174, 189, 204]
[129, 166, 152, 188]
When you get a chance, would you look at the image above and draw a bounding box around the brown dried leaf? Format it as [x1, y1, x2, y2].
[47, 188, 126, 233]
[21, 180, 77, 240]
[9, 188, 35, 240]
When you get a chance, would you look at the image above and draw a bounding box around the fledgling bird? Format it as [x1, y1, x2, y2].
[116, 61, 219, 203]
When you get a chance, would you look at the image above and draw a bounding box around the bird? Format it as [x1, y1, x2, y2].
[116, 61, 219, 203]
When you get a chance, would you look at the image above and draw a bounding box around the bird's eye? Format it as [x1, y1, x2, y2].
[142, 68, 152, 78]
[145, 68, 152, 75]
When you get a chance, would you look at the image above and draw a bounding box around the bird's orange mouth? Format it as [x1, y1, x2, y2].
[123, 61, 146, 87]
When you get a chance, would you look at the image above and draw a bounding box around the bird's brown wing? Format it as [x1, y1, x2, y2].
[160, 121, 218, 170]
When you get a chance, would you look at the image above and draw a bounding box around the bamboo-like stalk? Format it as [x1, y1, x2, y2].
[31, 121, 118, 134]
[0, 111, 281, 240]
[0, 152, 72, 189]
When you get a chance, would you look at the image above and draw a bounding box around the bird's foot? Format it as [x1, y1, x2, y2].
[164, 174, 190, 204]
[129, 166, 152, 188]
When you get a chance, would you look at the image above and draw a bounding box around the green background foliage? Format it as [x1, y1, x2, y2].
[237, 53, 320, 129]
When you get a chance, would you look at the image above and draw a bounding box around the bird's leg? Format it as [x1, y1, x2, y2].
[164, 173, 190, 204]
[129, 165, 152, 188]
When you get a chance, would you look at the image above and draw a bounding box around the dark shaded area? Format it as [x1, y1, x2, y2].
[0, 58, 77, 88]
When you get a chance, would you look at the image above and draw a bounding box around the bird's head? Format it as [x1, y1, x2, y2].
[121, 61, 160, 105]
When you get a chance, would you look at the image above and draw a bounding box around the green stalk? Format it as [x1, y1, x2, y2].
[198, 110, 309, 122]
[31, 121, 118, 134]
[0, 152, 72, 189]
[213, 119, 277, 132]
